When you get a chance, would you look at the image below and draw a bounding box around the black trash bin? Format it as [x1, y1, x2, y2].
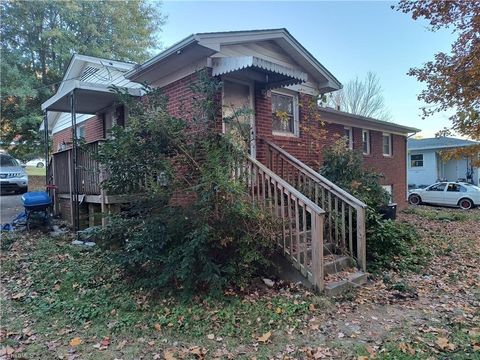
[379, 203, 397, 220]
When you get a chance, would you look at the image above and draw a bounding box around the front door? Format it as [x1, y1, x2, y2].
[222, 79, 256, 157]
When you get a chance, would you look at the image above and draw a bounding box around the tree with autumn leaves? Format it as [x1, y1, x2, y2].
[396, 1, 480, 166]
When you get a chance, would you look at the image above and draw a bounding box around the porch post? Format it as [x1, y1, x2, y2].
[70, 90, 80, 233]
[43, 111, 49, 186]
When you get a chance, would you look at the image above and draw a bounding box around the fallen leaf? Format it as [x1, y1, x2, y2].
[69, 337, 82, 347]
[275, 307, 283, 314]
[154, 323, 161, 331]
[309, 303, 316, 311]
[0, 346, 15, 356]
[116, 340, 127, 350]
[100, 337, 110, 347]
[357, 356, 369, 360]
[436, 337, 455, 351]
[164, 349, 177, 360]
[398, 342, 415, 355]
[257, 331, 271, 343]
[207, 333, 215, 340]
[12, 292, 26, 300]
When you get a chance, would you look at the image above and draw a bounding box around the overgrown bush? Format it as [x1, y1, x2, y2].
[320, 140, 421, 271]
[93, 70, 278, 296]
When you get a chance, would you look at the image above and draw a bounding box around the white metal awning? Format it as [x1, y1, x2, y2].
[212, 56, 308, 89]
[41, 80, 143, 114]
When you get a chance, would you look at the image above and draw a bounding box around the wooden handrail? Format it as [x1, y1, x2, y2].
[237, 156, 327, 291]
[261, 138, 367, 272]
[262, 138, 367, 209]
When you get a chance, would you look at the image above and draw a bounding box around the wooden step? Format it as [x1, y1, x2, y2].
[323, 255, 355, 275]
[325, 271, 368, 296]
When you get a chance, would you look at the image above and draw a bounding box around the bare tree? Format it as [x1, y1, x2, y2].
[327, 72, 391, 121]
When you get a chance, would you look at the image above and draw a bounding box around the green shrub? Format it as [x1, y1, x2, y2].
[320, 140, 425, 271]
[94, 70, 279, 296]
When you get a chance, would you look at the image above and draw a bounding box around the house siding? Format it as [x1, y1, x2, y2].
[52, 115, 104, 152]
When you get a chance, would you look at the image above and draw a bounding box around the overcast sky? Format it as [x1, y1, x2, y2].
[160, 1, 456, 138]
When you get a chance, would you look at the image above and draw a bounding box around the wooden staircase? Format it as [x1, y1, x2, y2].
[234, 139, 368, 294]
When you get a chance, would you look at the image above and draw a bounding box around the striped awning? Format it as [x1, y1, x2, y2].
[212, 56, 308, 89]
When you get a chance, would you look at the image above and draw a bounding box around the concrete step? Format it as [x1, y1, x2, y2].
[323, 255, 355, 275]
[325, 271, 368, 297]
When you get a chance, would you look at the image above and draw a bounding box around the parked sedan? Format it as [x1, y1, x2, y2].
[408, 182, 480, 210]
[24, 158, 46, 168]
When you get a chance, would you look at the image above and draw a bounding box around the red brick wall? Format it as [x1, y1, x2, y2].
[352, 128, 407, 208]
[52, 115, 104, 152]
[254, 88, 407, 208]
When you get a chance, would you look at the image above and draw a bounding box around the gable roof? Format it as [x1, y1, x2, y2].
[125, 28, 342, 92]
[408, 137, 480, 151]
[318, 106, 420, 135]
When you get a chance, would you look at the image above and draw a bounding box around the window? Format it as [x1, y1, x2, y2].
[76, 124, 86, 139]
[344, 127, 353, 150]
[362, 130, 370, 155]
[410, 154, 424, 167]
[427, 182, 447, 192]
[447, 183, 467, 192]
[272, 92, 298, 135]
[382, 133, 392, 156]
[382, 185, 393, 201]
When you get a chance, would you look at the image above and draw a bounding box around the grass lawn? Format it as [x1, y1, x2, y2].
[1, 206, 479, 359]
[26, 166, 46, 176]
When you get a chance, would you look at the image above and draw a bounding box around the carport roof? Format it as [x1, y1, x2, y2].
[41, 80, 143, 114]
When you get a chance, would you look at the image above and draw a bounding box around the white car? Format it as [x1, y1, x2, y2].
[408, 182, 480, 210]
[24, 158, 46, 168]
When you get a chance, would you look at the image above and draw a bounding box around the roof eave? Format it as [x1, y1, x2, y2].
[125, 35, 198, 80]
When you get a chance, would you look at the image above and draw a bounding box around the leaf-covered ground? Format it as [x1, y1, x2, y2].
[1, 206, 479, 359]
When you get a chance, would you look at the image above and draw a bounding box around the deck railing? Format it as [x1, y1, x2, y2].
[263, 139, 367, 271]
[52, 141, 102, 195]
[236, 155, 327, 291]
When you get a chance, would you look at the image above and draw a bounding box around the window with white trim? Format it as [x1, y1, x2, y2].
[362, 129, 370, 155]
[272, 91, 298, 135]
[382, 133, 392, 156]
[344, 127, 353, 150]
[410, 154, 423, 167]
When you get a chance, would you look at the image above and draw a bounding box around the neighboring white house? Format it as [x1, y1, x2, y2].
[407, 137, 480, 188]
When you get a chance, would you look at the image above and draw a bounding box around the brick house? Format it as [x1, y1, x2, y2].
[42, 29, 419, 292]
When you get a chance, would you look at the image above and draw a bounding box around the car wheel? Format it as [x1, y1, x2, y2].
[408, 194, 421, 205]
[458, 198, 473, 210]
[36, 162, 44, 168]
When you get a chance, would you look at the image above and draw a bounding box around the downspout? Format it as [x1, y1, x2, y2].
[406, 131, 419, 200]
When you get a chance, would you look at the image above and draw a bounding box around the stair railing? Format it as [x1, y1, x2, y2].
[262, 139, 367, 271]
[235, 155, 327, 291]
